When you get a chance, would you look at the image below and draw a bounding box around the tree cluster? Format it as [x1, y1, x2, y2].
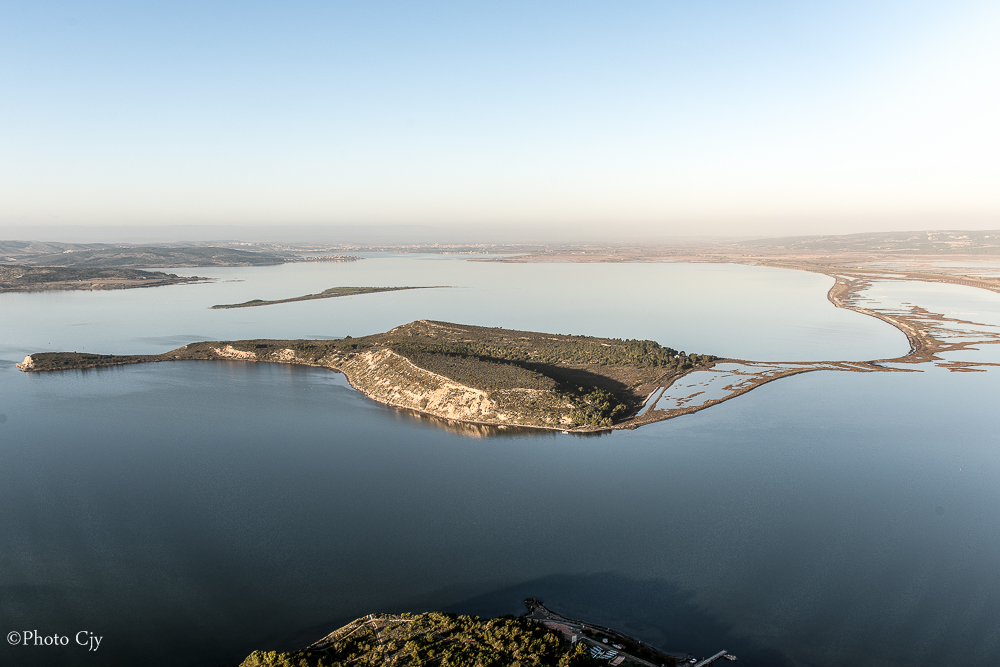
[570, 388, 630, 427]
[240, 613, 602, 667]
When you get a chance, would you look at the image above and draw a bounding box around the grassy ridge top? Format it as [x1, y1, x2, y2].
[241, 612, 602, 667]
[382, 320, 696, 369]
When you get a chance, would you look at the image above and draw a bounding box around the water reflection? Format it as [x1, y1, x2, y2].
[385, 402, 610, 438]
[4, 259, 1000, 667]
[387, 407, 558, 439]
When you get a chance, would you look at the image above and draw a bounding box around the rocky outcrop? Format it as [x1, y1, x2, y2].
[341, 349, 496, 418]
[212, 345, 258, 360]
[15, 355, 34, 371]
[250, 347, 578, 428]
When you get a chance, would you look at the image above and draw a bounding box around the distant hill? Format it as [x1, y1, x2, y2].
[738, 230, 1000, 255]
[0, 244, 294, 267]
[0, 240, 113, 257]
[0, 265, 204, 292]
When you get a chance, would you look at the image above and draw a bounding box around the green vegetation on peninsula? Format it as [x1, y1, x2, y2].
[241, 612, 600, 667]
[212, 286, 449, 309]
[16, 320, 716, 430]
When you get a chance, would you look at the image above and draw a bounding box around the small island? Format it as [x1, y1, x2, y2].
[211, 286, 449, 309]
[16, 320, 717, 431]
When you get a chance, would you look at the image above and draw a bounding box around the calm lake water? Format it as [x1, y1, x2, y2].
[1, 256, 998, 667]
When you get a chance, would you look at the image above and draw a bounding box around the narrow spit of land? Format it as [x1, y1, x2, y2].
[627, 264, 1000, 427]
[211, 286, 450, 309]
[457, 232, 1000, 309]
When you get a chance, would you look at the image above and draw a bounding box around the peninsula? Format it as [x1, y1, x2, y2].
[15, 320, 716, 431]
[211, 286, 449, 309]
[0, 265, 206, 292]
[242, 611, 596, 667]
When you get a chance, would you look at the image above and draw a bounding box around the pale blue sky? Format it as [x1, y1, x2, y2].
[1, 1, 997, 238]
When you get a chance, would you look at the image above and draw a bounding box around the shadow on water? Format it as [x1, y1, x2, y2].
[0, 583, 102, 618]
[287, 574, 792, 667]
[438, 574, 793, 666]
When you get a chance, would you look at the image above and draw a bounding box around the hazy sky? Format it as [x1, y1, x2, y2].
[1, 1, 998, 239]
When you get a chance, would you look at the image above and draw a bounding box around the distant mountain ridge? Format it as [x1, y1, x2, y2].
[737, 230, 1000, 254]
[0, 242, 295, 267]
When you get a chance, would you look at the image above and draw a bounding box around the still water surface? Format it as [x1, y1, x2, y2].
[1, 256, 998, 666]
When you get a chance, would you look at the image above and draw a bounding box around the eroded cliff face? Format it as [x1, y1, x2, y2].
[212, 345, 258, 360]
[342, 349, 495, 418]
[215, 345, 578, 428]
[338, 349, 578, 427]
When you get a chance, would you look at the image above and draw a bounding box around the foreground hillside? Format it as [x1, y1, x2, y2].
[241, 613, 601, 667]
[17, 320, 716, 430]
